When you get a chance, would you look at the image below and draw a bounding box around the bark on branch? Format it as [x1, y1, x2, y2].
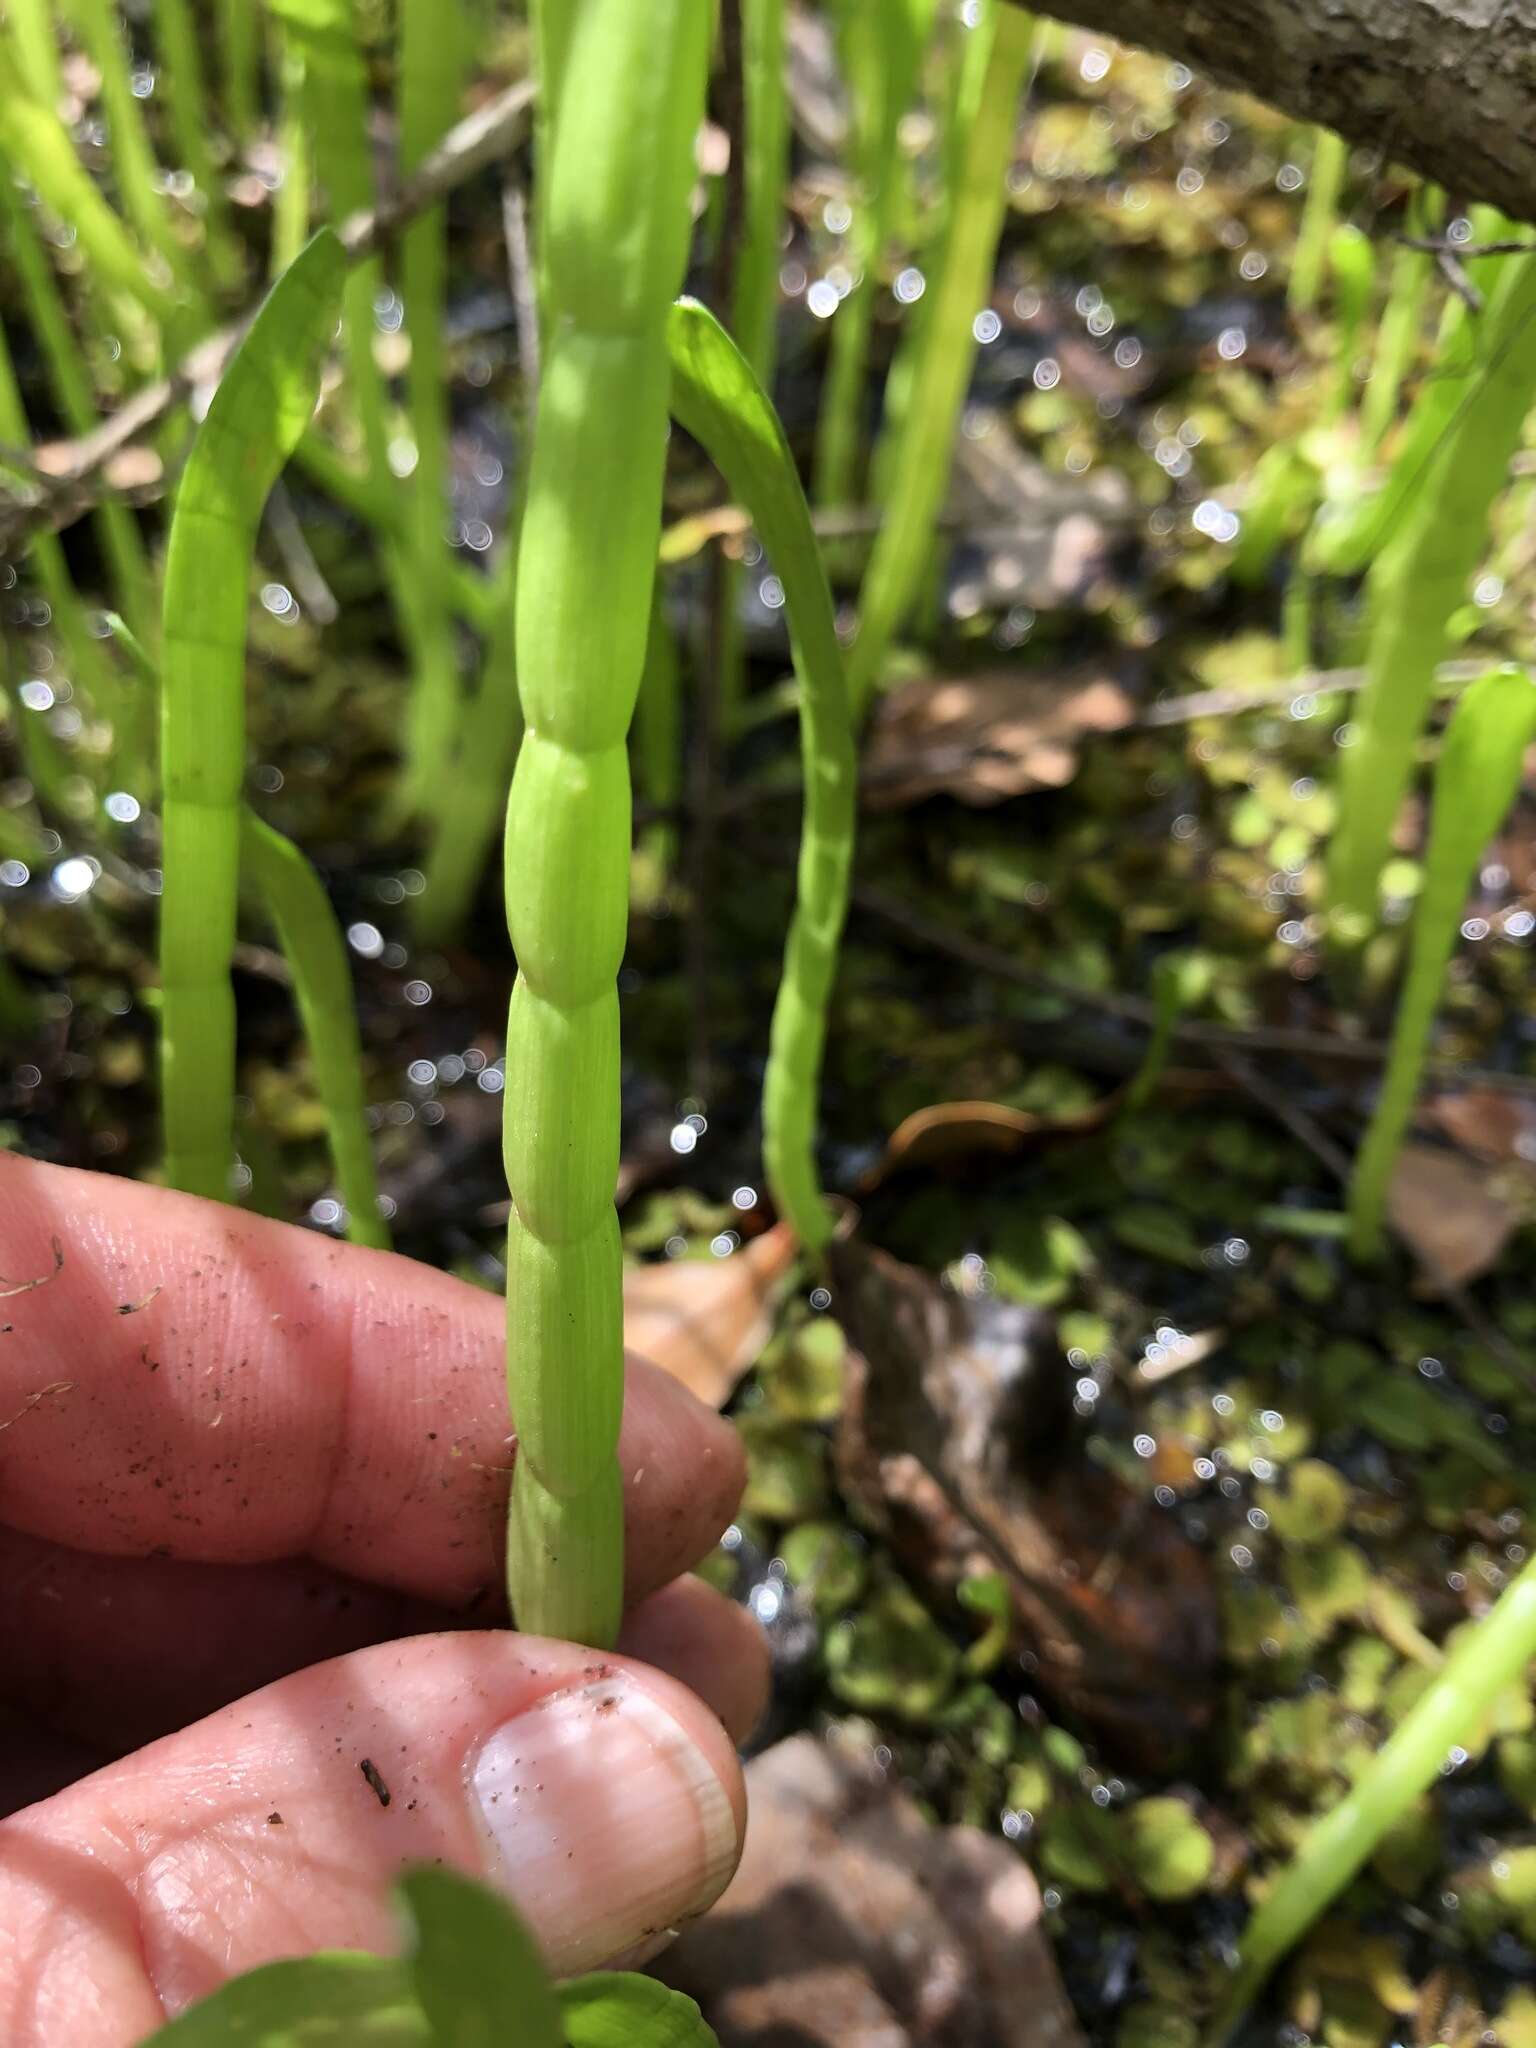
[1013, 0, 1536, 227]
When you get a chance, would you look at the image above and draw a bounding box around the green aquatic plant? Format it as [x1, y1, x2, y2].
[812, 0, 931, 512]
[669, 298, 857, 1256]
[241, 814, 389, 1251]
[1347, 665, 1536, 1259]
[718, 0, 788, 732]
[140, 1865, 719, 2044]
[847, 0, 1033, 714]
[0, 34, 177, 336]
[1289, 128, 1348, 318]
[633, 588, 682, 891]
[392, 0, 468, 822]
[159, 230, 347, 1201]
[1212, 1550, 1536, 2043]
[62, 0, 206, 313]
[501, 0, 709, 1646]
[1327, 251, 1536, 935]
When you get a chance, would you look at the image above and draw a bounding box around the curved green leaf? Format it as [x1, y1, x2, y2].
[160, 229, 346, 1200]
[140, 1953, 424, 2045]
[399, 1867, 563, 2048]
[561, 1973, 720, 2047]
[667, 296, 856, 1254]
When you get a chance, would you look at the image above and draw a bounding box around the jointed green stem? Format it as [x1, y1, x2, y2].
[241, 811, 390, 1250]
[501, 0, 710, 1646]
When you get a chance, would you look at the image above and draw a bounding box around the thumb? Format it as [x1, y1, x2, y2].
[0, 1631, 745, 2046]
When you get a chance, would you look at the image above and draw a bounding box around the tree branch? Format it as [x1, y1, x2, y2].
[1010, 0, 1536, 228]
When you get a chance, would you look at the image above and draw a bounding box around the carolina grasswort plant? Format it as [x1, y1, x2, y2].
[1327, 249, 1536, 935]
[668, 299, 857, 1254]
[1347, 665, 1536, 1257]
[500, 0, 710, 1645]
[847, 0, 1033, 713]
[159, 229, 346, 1201]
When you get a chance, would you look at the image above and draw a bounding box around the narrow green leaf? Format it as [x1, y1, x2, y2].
[241, 812, 389, 1249]
[138, 1952, 425, 2044]
[1348, 664, 1536, 1257]
[1327, 251, 1536, 932]
[159, 229, 346, 1201]
[667, 296, 857, 1254]
[398, 1867, 563, 2048]
[561, 1973, 720, 2047]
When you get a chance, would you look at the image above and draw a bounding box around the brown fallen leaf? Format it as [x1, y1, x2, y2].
[868, 1094, 1114, 1186]
[623, 1222, 797, 1409]
[829, 1236, 1220, 1773]
[656, 1731, 1084, 2048]
[862, 668, 1136, 809]
[1421, 1088, 1536, 1168]
[1387, 1140, 1525, 1291]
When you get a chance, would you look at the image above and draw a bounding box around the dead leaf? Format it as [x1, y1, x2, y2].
[829, 1237, 1220, 1772]
[869, 1095, 1114, 1185]
[623, 1222, 797, 1409]
[1422, 1089, 1536, 1169]
[862, 668, 1136, 809]
[1387, 1141, 1524, 1290]
[657, 1731, 1084, 2048]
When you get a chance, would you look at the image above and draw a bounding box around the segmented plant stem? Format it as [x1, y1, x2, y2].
[1348, 666, 1536, 1257]
[502, 0, 709, 1646]
[1327, 250, 1536, 935]
[845, 1, 1032, 714]
[240, 812, 389, 1250]
[159, 232, 345, 1201]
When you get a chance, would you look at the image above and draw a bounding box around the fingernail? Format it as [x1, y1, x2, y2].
[468, 1670, 739, 1972]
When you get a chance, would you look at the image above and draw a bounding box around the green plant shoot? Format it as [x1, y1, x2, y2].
[1327, 252, 1536, 935]
[1347, 665, 1536, 1258]
[241, 813, 389, 1251]
[1288, 127, 1347, 317]
[501, 0, 710, 1647]
[1211, 1549, 1536, 2044]
[669, 298, 858, 1255]
[846, 0, 1032, 714]
[159, 230, 347, 1201]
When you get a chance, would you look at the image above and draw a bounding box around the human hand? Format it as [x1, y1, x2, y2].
[0, 1157, 765, 2046]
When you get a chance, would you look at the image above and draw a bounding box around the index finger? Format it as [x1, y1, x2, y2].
[0, 1157, 743, 1607]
